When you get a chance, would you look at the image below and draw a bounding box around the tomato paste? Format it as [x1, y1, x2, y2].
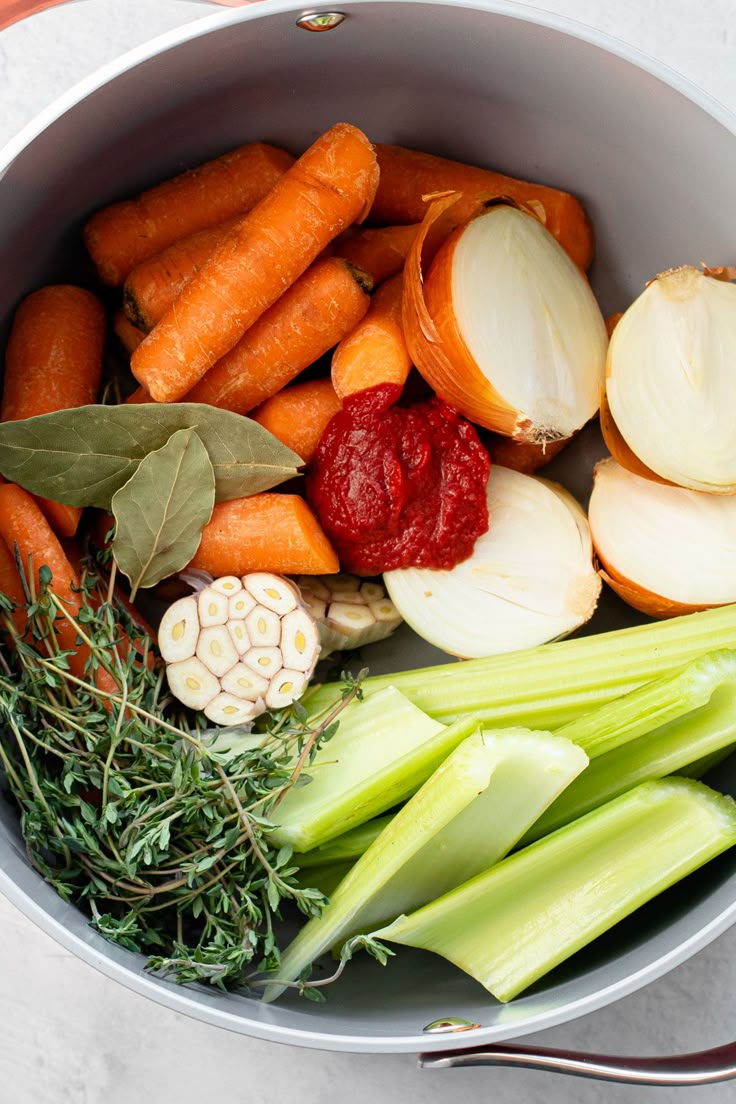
[307, 383, 490, 574]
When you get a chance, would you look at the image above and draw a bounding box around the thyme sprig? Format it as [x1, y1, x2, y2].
[0, 559, 363, 989]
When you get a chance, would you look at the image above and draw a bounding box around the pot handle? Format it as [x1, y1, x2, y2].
[419, 1038, 736, 1087]
[0, 0, 250, 34]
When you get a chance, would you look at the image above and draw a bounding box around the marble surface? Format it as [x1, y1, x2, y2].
[1, 2, 736, 1100]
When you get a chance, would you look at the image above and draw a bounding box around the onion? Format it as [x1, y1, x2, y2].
[589, 459, 736, 618]
[383, 466, 601, 658]
[403, 200, 607, 444]
[606, 266, 736, 493]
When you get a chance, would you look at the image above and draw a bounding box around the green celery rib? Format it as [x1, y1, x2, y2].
[294, 816, 394, 869]
[262, 728, 588, 1002]
[304, 604, 736, 726]
[377, 778, 736, 1003]
[271, 686, 477, 851]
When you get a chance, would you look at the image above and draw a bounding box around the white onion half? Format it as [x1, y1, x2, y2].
[606, 266, 736, 493]
[384, 466, 601, 658]
[589, 458, 736, 617]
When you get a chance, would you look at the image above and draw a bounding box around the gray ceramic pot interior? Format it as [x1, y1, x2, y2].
[1, 0, 736, 1054]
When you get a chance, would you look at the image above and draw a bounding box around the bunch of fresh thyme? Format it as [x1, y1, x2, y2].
[0, 556, 362, 990]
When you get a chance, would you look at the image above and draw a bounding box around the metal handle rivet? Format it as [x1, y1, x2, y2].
[296, 10, 346, 31]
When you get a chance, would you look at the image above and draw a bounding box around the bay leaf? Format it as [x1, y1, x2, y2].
[111, 428, 215, 599]
[0, 403, 302, 509]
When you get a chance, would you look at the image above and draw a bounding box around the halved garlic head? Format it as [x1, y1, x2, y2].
[294, 573, 402, 657]
[606, 266, 736, 493]
[160, 572, 320, 725]
[589, 458, 736, 617]
[415, 205, 607, 444]
[384, 466, 601, 658]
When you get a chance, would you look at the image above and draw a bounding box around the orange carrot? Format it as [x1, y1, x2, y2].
[485, 433, 570, 474]
[124, 385, 153, 405]
[84, 143, 294, 286]
[331, 273, 411, 399]
[252, 379, 341, 464]
[606, 311, 623, 338]
[0, 534, 26, 631]
[2, 285, 106, 538]
[184, 257, 371, 413]
[113, 310, 145, 354]
[189, 494, 339, 577]
[335, 224, 420, 285]
[131, 124, 379, 403]
[371, 145, 594, 271]
[123, 217, 240, 331]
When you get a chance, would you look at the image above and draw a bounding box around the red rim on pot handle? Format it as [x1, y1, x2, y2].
[0, 0, 251, 34]
[419, 1039, 736, 1086]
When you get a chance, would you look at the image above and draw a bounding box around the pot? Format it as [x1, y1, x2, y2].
[2, 0, 736, 1085]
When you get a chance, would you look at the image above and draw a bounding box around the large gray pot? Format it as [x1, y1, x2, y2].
[2, 0, 736, 1085]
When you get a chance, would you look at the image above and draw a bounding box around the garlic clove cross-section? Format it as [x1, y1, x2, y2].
[294, 573, 402, 657]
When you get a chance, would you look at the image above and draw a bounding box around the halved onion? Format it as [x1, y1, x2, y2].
[404, 201, 607, 444]
[589, 459, 736, 617]
[383, 465, 601, 658]
[606, 266, 736, 493]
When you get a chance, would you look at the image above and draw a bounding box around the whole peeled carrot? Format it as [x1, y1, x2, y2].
[371, 145, 594, 270]
[0, 534, 27, 631]
[252, 379, 342, 464]
[335, 224, 420, 285]
[189, 494, 339, 577]
[184, 257, 371, 413]
[113, 310, 145, 354]
[84, 142, 294, 286]
[123, 217, 240, 331]
[132, 123, 380, 403]
[331, 274, 411, 399]
[2, 285, 106, 538]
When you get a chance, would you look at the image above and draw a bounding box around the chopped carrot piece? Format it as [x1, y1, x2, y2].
[84, 143, 294, 285]
[371, 145, 594, 270]
[113, 310, 145, 354]
[189, 494, 339, 577]
[252, 379, 342, 464]
[335, 224, 420, 285]
[131, 123, 379, 403]
[184, 257, 371, 413]
[332, 274, 411, 399]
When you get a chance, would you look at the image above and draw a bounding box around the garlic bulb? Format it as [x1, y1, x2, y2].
[295, 573, 402, 657]
[384, 466, 601, 658]
[159, 572, 320, 725]
[606, 266, 736, 493]
[589, 458, 736, 617]
[405, 202, 607, 444]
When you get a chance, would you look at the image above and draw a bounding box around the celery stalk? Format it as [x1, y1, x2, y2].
[305, 604, 736, 727]
[377, 778, 736, 1002]
[271, 686, 477, 851]
[294, 815, 394, 869]
[263, 729, 588, 1002]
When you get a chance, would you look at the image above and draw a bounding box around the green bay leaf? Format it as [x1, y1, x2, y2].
[111, 428, 215, 598]
[0, 403, 302, 508]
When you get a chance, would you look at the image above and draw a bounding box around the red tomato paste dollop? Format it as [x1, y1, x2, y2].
[307, 383, 490, 575]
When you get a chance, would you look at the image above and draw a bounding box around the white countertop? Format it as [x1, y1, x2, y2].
[2, 2, 736, 1101]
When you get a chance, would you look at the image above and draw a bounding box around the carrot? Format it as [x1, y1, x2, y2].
[252, 379, 341, 464]
[331, 273, 411, 399]
[84, 143, 294, 286]
[2, 285, 106, 538]
[113, 310, 145, 354]
[124, 385, 153, 405]
[0, 535, 27, 632]
[371, 145, 594, 271]
[190, 494, 338, 577]
[131, 124, 380, 403]
[335, 224, 420, 285]
[123, 217, 240, 331]
[484, 433, 570, 474]
[184, 257, 371, 413]
[606, 311, 623, 338]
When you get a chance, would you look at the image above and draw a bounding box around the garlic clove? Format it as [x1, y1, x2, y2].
[158, 596, 199, 663]
[245, 605, 282, 647]
[280, 608, 321, 673]
[166, 657, 220, 710]
[226, 619, 251, 656]
[327, 602, 376, 634]
[220, 663, 270, 701]
[210, 575, 243, 597]
[265, 669, 308, 711]
[300, 594, 327, 622]
[228, 590, 257, 620]
[369, 598, 402, 624]
[198, 587, 229, 627]
[243, 572, 299, 615]
[204, 693, 260, 727]
[323, 573, 361, 593]
[589, 458, 736, 617]
[296, 575, 331, 601]
[243, 646, 283, 678]
[196, 625, 240, 678]
[359, 582, 386, 603]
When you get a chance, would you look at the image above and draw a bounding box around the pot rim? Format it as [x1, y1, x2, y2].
[2, 0, 736, 1054]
